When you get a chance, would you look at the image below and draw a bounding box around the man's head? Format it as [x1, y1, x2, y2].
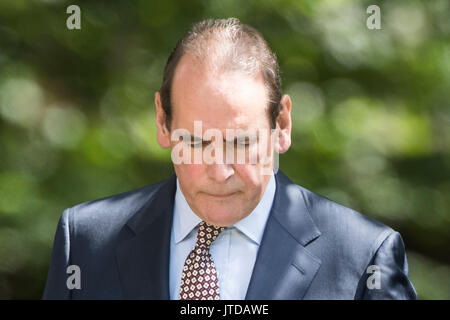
[155, 18, 292, 227]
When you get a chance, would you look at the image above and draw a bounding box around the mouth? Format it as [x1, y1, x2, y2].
[205, 192, 237, 199]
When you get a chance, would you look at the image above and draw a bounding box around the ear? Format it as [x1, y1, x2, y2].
[274, 94, 292, 154]
[155, 92, 171, 148]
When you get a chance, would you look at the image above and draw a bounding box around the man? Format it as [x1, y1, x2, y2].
[43, 18, 417, 299]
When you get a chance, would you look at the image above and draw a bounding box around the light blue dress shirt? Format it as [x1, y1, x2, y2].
[169, 173, 276, 300]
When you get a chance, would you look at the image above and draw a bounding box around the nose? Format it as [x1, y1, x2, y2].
[206, 163, 235, 183]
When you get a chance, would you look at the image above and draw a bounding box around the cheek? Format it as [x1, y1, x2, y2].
[174, 164, 204, 188]
[233, 165, 262, 193]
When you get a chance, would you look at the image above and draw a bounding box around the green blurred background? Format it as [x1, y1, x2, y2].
[0, 0, 449, 299]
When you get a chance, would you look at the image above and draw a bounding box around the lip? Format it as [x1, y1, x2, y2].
[205, 192, 237, 198]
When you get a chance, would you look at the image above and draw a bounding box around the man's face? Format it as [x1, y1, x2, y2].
[161, 53, 276, 227]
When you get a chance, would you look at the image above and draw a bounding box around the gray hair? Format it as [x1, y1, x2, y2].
[160, 18, 282, 130]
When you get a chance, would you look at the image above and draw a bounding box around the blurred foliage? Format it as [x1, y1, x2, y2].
[0, 0, 449, 299]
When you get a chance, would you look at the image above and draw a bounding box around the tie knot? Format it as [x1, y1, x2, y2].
[195, 221, 224, 249]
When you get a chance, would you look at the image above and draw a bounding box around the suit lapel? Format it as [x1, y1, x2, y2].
[245, 171, 322, 300]
[116, 175, 176, 299]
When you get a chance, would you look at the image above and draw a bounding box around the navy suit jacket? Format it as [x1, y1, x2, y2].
[43, 170, 417, 299]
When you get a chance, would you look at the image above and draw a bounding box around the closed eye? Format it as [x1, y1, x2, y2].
[189, 141, 212, 148]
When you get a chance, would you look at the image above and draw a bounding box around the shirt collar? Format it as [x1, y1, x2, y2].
[173, 172, 276, 245]
[173, 179, 202, 244]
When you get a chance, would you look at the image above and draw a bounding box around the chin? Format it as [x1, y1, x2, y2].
[198, 205, 243, 227]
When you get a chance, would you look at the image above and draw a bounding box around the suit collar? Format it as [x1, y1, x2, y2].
[245, 170, 322, 299]
[124, 174, 177, 235]
[116, 174, 177, 299]
[271, 170, 321, 246]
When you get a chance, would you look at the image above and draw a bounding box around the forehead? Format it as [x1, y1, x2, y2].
[171, 53, 270, 132]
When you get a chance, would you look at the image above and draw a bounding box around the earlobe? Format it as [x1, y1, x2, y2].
[157, 128, 171, 148]
[276, 130, 291, 154]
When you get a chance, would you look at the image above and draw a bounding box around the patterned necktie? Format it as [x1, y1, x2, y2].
[179, 221, 225, 300]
